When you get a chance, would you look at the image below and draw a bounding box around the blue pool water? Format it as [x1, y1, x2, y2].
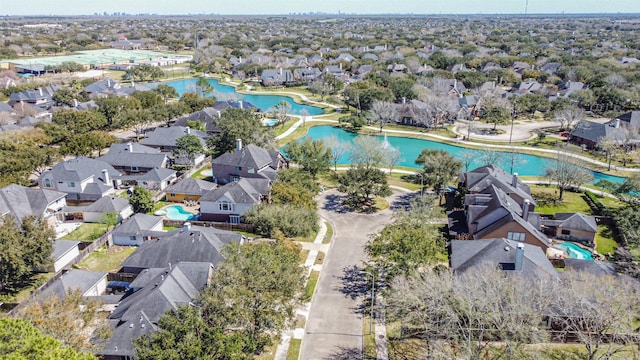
[554, 242, 594, 260]
[262, 119, 278, 127]
[163, 78, 324, 115]
[294, 126, 627, 184]
[165, 205, 195, 221]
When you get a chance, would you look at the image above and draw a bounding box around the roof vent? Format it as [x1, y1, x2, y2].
[129, 323, 134, 328]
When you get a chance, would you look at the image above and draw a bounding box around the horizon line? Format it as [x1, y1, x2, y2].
[3, 12, 640, 17]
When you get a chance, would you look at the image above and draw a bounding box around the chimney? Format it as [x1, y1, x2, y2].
[239, 56, 242, 63]
[101, 169, 110, 185]
[217, 111, 221, 118]
[522, 199, 531, 221]
[235, 138, 242, 151]
[39, 88, 43, 96]
[512, 172, 519, 189]
[280, 68, 283, 76]
[402, 97, 406, 104]
[339, 63, 342, 70]
[73, 99, 78, 107]
[239, 100, 243, 109]
[614, 118, 620, 128]
[185, 127, 191, 134]
[183, 222, 191, 232]
[514, 243, 525, 270]
[127, 142, 133, 152]
[107, 79, 111, 87]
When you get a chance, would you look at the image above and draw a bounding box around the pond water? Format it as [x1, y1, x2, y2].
[164, 78, 325, 115]
[297, 126, 627, 184]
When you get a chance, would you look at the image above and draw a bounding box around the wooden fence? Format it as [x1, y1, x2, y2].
[163, 219, 254, 233]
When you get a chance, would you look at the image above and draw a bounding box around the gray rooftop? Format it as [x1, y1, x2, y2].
[98, 142, 166, 169]
[200, 177, 270, 204]
[112, 213, 163, 235]
[38, 269, 107, 299]
[140, 126, 208, 148]
[52, 240, 80, 261]
[0, 184, 66, 223]
[64, 196, 130, 213]
[43, 157, 121, 182]
[166, 177, 216, 196]
[213, 144, 279, 172]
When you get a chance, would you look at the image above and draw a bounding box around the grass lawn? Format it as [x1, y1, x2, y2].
[388, 173, 421, 191]
[595, 225, 618, 255]
[151, 201, 171, 213]
[190, 164, 212, 181]
[77, 245, 137, 272]
[61, 223, 108, 241]
[303, 270, 320, 302]
[373, 197, 390, 211]
[323, 221, 333, 244]
[286, 338, 301, 360]
[363, 314, 377, 360]
[530, 185, 592, 215]
[314, 252, 325, 265]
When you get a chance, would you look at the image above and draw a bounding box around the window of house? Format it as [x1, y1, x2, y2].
[248, 167, 255, 174]
[231, 175, 240, 182]
[230, 215, 241, 224]
[219, 202, 232, 211]
[131, 166, 139, 171]
[561, 229, 571, 235]
[235, 166, 242, 171]
[129, 236, 136, 241]
[170, 193, 176, 197]
[44, 179, 52, 188]
[67, 181, 76, 188]
[507, 232, 525, 241]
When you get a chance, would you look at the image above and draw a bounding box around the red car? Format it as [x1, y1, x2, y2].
[560, 132, 570, 137]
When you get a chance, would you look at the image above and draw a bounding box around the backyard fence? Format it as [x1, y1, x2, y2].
[163, 219, 254, 233]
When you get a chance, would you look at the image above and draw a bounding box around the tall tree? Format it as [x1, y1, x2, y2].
[367, 100, 397, 132]
[337, 165, 391, 208]
[207, 108, 274, 155]
[129, 186, 154, 214]
[0, 215, 55, 294]
[153, 84, 179, 104]
[172, 134, 204, 168]
[553, 105, 585, 131]
[282, 138, 331, 178]
[415, 149, 462, 199]
[597, 135, 620, 171]
[545, 151, 594, 200]
[195, 77, 214, 98]
[179, 93, 216, 113]
[349, 135, 387, 170]
[323, 135, 349, 171]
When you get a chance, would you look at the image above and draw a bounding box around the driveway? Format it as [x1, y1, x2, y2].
[299, 189, 410, 360]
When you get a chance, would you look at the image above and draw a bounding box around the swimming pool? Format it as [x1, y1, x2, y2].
[164, 205, 196, 221]
[262, 119, 278, 127]
[554, 242, 594, 260]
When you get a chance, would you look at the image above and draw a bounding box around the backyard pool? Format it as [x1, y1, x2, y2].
[164, 205, 196, 221]
[262, 119, 278, 127]
[554, 242, 594, 260]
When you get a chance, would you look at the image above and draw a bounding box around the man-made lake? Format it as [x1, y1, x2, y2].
[299, 126, 627, 184]
[164, 78, 325, 116]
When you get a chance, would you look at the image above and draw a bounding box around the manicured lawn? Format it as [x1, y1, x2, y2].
[77, 245, 137, 272]
[303, 270, 320, 302]
[530, 185, 592, 215]
[595, 225, 617, 255]
[373, 197, 389, 211]
[61, 223, 108, 241]
[388, 173, 421, 191]
[190, 165, 212, 180]
[596, 195, 625, 210]
[363, 314, 377, 360]
[323, 221, 333, 244]
[314, 252, 325, 265]
[286, 339, 301, 360]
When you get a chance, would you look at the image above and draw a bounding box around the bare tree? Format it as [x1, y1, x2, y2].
[383, 145, 402, 173]
[458, 149, 476, 172]
[548, 271, 640, 360]
[617, 127, 640, 166]
[349, 135, 386, 170]
[597, 135, 620, 171]
[545, 150, 594, 200]
[323, 134, 348, 171]
[478, 149, 505, 168]
[604, 73, 627, 88]
[367, 100, 397, 132]
[553, 106, 585, 131]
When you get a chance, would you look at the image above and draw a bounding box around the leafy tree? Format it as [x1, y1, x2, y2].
[95, 96, 140, 130]
[129, 186, 154, 214]
[415, 149, 462, 199]
[52, 87, 77, 107]
[388, 75, 417, 101]
[124, 64, 164, 82]
[337, 165, 391, 208]
[99, 212, 119, 231]
[270, 100, 291, 127]
[545, 151, 594, 200]
[186, 120, 206, 132]
[245, 204, 318, 238]
[0, 215, 55, 294]
[208, 108, 274, 155]
[195, 77, 214, 97]
[273, 168, 320, 194]
[51, 109, 107, 134]
[480, 104, 511, 129]
[18, 289, 110, 353]
[270, 182, 316, 210]
[172, 134, 204, 168]
[198, 241, 306, 353]
[339, 114, 366, 131]
[130, 90, 163, 109]
[282, 138, 331, 178]
[153, 84, 179, 104]
[179, 92, 216, 113]
[0, 318, 96, 360]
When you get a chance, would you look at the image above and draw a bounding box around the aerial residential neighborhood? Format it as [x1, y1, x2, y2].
[1, 4, 640, 360]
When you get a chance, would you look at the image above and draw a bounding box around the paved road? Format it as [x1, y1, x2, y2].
[299, 190, 407, 360]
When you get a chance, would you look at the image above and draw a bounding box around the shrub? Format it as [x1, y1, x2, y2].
[245, 203, 318, 238]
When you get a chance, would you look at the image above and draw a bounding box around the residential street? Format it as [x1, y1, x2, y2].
[299, 189, 407, 360]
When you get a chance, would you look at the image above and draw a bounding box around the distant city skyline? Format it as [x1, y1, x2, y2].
[2, 0, 640, 16]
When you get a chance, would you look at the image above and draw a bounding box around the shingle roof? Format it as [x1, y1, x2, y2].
[450, 238, 558, 278]
[121, 225, 243, 270]
[563, 258, 617, 276]
[463, 165, 535, 206]
[0, 184, 66, 223]
[38, 269, 107, 299]
[64, 196, 130, 213]
[555, 212, 598, 233]
[43, 157, 120, 182]
[571, 120, 631, 144]
[52, 240, 80, 260]
[112, 213, 163, 235]
[200, 178, 269, 204]
[166, 177, 216, 195]
[140, 126, 208, 148]
[212, 144, 276, 171]
[98, 142, 166, 169]
[173, 107, 222, 132]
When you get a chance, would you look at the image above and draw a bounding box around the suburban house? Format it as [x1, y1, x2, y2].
[260, 68, 295, 87]
[165, 177, 216, 203]
[63, 196, 133, 223]
[569, 118, 637, 149]
[117, 167, 177, 192]
[199, 177, 271, 223]
[98, 142, 168, 175]
[0, 184, 67, 226]
[140, 126, 208, 166]
[211, 141, 288, 184]
[100, 262, 214, 360]
[37, 269, 108, 299]
[293, 67, 322, 82]
[540, 212, 598, 245]
[173, 107, 222, 134]
[50, 240, 81, 273]
[459, 165, 536, 209]
[396, 99, 430, 126]
[8, 85, 59, 110]
[119, 223, 244, 274]
[83, 78, 133, 98]
[111, 213, 164, 246]
[39, 157, 122, 202]
[563, 258, 617, 276]
[212, 100, 258, 112]
[449, 238, 558, 278]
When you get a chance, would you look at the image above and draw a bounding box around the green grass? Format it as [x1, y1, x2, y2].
[595, 225, 617, 255]
[322, 221, 333, 244]
[190, 165, 212, 180]
[530, 185, 592, 215]
[60, 223, 108, 241]
[303, 270, 320, 302]
[76, 245, 137, 272]
[388, 173, 421, 191]
[151, 201, 171, 213]
[363, 314, 377, 360]
[373, 197, 390, 211]
[286, 339, 301, 360]
[314, 252, 325, 265]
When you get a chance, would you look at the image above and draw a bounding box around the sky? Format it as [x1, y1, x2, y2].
[2, 0, 640, 16]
